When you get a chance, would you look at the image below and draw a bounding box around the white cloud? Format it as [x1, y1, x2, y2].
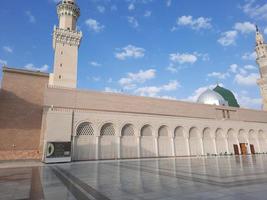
[3, 46, 13, 53]
[90, 61, 101, 67]
[85, 18, 104, 32]
[218, 30, 238, 46]
[244, 65, 257, 70]
[234, 73, 259, 86]
[128, 3, 135, 11]
[242, 0, 267, 20]
[242, 52, 257, 60]
[264, 27, 267, 34]
[170, 53, 198, 64]
[166, 0, 172, 7]
[24, 64, 49, 72]
[115, 45, 145, 60]
[119, 69, 156, 90]
[229, 64, 238, 73]
[127, 16, 139, 28]
[25, 11, 36, 23]
[234, 22, 256, 34]
[166, 64, 178, 73]
[104, 87, 122, 93]
[134, 80, 180, 97]
[207, 72, 229, 79]
[144, 10, 152, 17]
[176, 15, 212, 30]
[0, 59, 7, 66]
[135, 86, 161, 97]
[111, 5, 118, 11]
[97, 6, 105, 13]
[235, 92, 262, 109]
[92, 77, 101, 82]
[162, 80, 180, 91]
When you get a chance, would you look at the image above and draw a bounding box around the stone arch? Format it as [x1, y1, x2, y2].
[141, 124, 153, 136]
[189, 127, 203, 156]
[238, 129, 249, 155]
[76, 122, 94, 136]
[158, 125, 172, 157]
[100, 123, 115, 136]
[203, 128, 212, 139]
[74, 122, 96, 161]
[238, 129, 247, 143]
[121, 124, 135, 136]
[215, 128, 228, 154]
[203, 127, 216, 155]
[99, 123, 116, 159]
[121, 124, 137, 158]
[189, 127, 200, 138]
[258, 130, 267, 153]
[227, 128, 239, 155]
[140, 124, 155, 157]
[174, 126, 189, 156]
[215, 128, 225, 139]
[174, 126, 185, 138]
[227, 128, 236, 139]
[158, 125, 169, 137]
[248, 129, 260, 153]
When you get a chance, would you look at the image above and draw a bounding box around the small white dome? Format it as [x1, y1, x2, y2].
[197, 89, 228, 106]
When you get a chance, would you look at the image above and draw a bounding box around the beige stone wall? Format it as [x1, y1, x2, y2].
[44, 86, 267, 123]
[42, 107, 267, 161]
[0, 67, 49, 160]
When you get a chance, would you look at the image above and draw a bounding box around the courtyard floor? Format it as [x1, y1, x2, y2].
[1, 155, 267, 200]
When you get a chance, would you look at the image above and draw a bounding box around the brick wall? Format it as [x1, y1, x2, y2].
[0, 67, 49, 160]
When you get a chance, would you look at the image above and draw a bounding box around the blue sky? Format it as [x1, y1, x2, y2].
[1, 0, 267, 109]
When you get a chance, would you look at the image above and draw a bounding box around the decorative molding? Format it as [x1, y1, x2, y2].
[53, 27, 82, 47]
[57, 2, 80, 19]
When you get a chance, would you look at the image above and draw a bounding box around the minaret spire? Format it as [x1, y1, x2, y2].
[49, 0, 82, 88]
[255, 26, 267, 110]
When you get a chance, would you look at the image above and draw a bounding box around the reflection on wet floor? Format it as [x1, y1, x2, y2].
[1, 155, 267, 200]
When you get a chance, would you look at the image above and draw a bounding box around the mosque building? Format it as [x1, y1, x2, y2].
[0, 0, 267, 163]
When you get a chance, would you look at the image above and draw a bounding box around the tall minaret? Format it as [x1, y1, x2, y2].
[255, 26, 267, 110]
[49, 0, 82, 88]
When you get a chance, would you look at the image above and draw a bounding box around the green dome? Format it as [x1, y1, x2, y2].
[213, 85, 240, 108]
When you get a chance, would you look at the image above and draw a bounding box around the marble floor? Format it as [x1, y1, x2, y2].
[1, 155, 267, 200]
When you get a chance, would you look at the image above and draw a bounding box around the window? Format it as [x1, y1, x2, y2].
[76, 122, 94, 136]
[59, 75, 62, 79]
[100, 123, 115, 136]
[141, 125, 152, 136]
[121, 124, 134, 136]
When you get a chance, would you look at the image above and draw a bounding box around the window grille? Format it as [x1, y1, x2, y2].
[100, 123, 115, 136]
[122, 124, 134, 136]
[158, 126, 168, 136]
[77, 122, 94, 136]
[141, 125, 152, 136]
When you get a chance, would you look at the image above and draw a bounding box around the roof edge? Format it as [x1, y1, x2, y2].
[2, 66, 49, 77]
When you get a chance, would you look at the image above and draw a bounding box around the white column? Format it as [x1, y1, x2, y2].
[237, 138, 241, 155]
[247, 140, 251, 154]
[225, 138, 230, 154]
[155, 137, 159, 157]
[96, 136, 99, 160]
[213, 138, 218, 155]
[186, 138, 190, 156]
[171, 137, 175, 157]
[200, 138, 204, 156]
[137, 136, 141, 158]
[117, 136, 121, 159]
[71, 136, 76, 161]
